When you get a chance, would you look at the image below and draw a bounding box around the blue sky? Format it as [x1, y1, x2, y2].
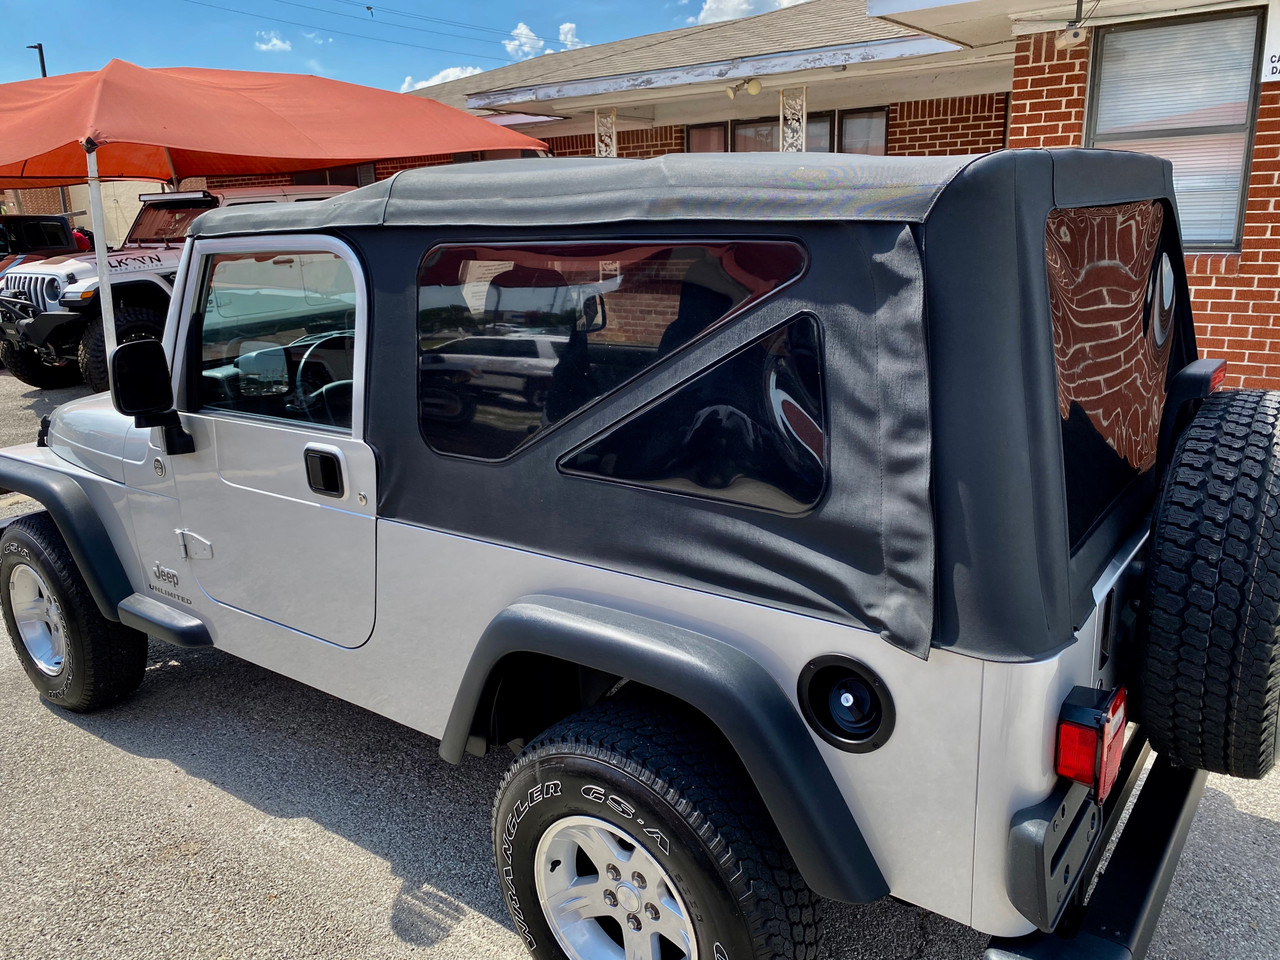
[2, 0, 806, 92]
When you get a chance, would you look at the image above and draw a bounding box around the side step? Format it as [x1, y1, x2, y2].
[117, 592, 212, 647]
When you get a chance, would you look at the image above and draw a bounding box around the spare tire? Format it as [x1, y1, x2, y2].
[1138, 389, 1280, 779]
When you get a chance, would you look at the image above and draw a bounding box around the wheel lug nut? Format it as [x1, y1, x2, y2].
[645, 903, 660, 921]
[631, 872, 646, 889]
[603, 890, 618, 908]
[627, 914, 642, 931]
[606, 865, 621, 881]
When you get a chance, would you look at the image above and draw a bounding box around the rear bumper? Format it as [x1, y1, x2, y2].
[985, 745, 1207, 960]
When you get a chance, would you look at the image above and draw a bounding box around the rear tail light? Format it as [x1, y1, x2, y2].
[1210, 364, 1227, 391]
[1056, 687, 1127, 801]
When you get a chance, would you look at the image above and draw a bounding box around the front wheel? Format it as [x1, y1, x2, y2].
[492, 698, 822, 960]
[0, 512, 147, 711]
[0, 340, 82, 389]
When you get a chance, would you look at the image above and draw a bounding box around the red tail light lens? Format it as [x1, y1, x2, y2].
[1056, 686, 1127, 801]
[1210, 365, 1227, 391]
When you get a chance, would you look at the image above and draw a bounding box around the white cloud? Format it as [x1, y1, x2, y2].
[503, 22, 545, 59]
[254, 30, 292, 52]
[692, 0, 808, 24]
[305, 58, 326, 75]
[301, 31, 330, 45]
[400, 66, 484, 92]
[559, 22, 587, 49]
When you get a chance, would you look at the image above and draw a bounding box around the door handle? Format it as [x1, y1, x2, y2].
[304, 446, 345, 498]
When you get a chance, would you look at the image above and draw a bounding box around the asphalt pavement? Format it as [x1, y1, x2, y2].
[0, 366, 1277, 960]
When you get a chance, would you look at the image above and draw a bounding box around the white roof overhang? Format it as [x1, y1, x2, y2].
[867, 0, 1263, 47]
[471, 40, 1016, 139]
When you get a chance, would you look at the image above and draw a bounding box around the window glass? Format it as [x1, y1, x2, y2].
[734, 121, 778, 153]
[688, 125, 727, 153]
[195, 250, 358, 430]
[806, 115, 832, 152]
[560, 315, 826, 514]
[840, 110, 887, 155]
[417, 241, 807, 460]
[1046, 202, 1175, 548]
[1088, 13, 1259, 247]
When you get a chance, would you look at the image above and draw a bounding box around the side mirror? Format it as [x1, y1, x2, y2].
[111, 339, 172, 416]
[110, 339, 195, 455]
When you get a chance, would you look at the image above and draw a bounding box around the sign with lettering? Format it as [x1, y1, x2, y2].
[1265, 0, 1280, 82]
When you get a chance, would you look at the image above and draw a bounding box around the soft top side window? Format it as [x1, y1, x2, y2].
[416, 240, 806, 460]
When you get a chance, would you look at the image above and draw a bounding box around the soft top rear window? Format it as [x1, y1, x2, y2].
[416, 240, 807, 460]
[1047, 201, 1177, 549]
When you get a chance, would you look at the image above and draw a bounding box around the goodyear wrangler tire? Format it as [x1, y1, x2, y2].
[492, 697, 822, 960]
[0, 512, 146, 711]
[1138, 390, 1280, 779]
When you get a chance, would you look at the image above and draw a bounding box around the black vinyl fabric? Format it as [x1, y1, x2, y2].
[359, 218, 937, 658]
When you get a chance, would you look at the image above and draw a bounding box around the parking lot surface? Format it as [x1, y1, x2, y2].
[0, 367, 1277, 960]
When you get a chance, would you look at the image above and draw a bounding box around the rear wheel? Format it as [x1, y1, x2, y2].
[492, 697, 823, 960]
[1138, 390, 1280, 779]
[78, 306, 166, 392]
[0, 512, 146, 711]
[0, 340, 82, 389]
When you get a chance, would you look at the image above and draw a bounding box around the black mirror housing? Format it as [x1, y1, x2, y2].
[110, 339, 174, 418]
[110, 339, 195, 454]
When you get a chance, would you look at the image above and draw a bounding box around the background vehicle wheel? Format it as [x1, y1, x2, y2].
[78, 306, 166, 392]
[0, 512, 146, 711]
[0, 340, 82, 389]
[492, 697, 822, 960]
[1138, 389, 1280, 778]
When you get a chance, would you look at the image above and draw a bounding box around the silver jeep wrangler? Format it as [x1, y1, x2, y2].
[1, 151, 1276, 960]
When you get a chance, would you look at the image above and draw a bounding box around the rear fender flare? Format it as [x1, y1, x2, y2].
[441, 594, 889, 904]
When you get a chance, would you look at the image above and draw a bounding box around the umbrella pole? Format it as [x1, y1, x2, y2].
[84, 143, 118, 394]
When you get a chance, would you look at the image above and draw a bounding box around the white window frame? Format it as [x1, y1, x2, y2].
[1084, 9, 1264, 252]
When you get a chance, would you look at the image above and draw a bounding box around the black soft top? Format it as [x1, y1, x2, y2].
[191, 153, 977, 236]
[191, 150, 1190, 663]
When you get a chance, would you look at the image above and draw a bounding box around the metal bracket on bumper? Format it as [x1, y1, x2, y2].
[986, 738, 1207, 960]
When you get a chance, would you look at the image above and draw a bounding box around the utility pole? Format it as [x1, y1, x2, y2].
[27, 43, 46, 77]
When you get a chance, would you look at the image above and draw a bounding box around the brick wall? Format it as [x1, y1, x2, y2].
[545, 125, 687, 159]
[1010, 29, 1278, 390]
[2, 187, 67, 215]
[887, 95, 1009, 156]
[1007, 32, 1089, 150]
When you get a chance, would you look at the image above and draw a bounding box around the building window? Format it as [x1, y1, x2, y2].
[1086, 11, 1262, 250]
[688, 123, 727, 152]
[839, 109, 888, 155]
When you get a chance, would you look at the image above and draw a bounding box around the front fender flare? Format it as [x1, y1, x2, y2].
[0, 453, 131, 620]
[441, 594, 889, 904]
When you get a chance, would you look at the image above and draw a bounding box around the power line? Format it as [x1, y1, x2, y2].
[177, 0, 516, 62]
[270, 0, 561, 49]
[319, 0, 565, 45]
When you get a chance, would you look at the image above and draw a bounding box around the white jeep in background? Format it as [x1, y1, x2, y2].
[0, 185, 351, 391]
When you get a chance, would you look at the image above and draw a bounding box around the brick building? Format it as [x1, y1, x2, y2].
[415, 0, 1273, 389]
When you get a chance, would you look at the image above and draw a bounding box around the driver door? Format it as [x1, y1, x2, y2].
[167, 236, 376, 648]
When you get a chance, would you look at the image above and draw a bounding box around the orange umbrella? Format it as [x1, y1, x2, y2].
[0, 59, 546, 390]
[0, 58, 544, 187]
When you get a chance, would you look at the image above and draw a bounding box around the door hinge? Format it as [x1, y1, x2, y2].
[175, 529, 214, 560]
